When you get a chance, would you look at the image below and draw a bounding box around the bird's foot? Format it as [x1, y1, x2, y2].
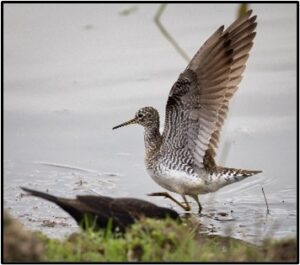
[180, 201, 191, 209]
[198, 207, 203, 215]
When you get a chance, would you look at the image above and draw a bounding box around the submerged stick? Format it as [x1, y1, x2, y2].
[154, 4, 190, 62]
[238, 3, 249, 18]
[219, 139, 232, 165]
[262, 187, 270, 215]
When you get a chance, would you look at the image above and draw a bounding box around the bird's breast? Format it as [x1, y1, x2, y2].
[146, 165, 206, 195]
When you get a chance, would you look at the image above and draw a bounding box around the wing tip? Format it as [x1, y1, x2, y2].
[246, 9, 253, 17]
[247, 10, 258, 23]
[219, 25, 225, 32]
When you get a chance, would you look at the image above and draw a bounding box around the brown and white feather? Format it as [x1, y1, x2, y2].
[161, 10, 257, 172]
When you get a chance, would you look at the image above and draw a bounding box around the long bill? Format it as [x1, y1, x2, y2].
[112, 118, 136, 130]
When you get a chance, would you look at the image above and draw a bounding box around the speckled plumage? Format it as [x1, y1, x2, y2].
[113, 10, 262, 213]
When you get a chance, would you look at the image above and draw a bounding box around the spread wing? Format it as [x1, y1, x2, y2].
[161, 10, 257, 172]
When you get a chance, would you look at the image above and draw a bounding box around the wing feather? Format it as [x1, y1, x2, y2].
[162, 11, 257, 170]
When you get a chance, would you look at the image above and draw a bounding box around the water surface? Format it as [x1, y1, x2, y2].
[4, 4, 297, 243]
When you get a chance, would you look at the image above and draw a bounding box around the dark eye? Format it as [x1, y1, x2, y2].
[137, 113, 144, 118]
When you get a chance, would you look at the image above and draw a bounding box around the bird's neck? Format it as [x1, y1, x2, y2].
[144, 123, 162, 167]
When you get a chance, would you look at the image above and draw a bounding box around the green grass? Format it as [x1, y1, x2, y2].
[4, 211, 297, 262]
[40, 219, 297, 262]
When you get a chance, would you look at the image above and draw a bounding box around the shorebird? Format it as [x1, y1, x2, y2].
[113, 10, 262, 213]
[21, 187, 179, 232]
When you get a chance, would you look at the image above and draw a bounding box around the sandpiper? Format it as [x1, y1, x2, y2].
[113, 10, 261, 213]
[21, 187, 179, 232]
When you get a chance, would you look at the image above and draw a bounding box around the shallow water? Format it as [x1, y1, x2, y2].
[4, 4, 297, 243]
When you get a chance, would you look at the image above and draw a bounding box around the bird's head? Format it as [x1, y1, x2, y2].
[113, 106, 159, 130]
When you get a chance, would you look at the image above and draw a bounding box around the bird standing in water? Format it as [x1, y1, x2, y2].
[113, 10, 261, 213]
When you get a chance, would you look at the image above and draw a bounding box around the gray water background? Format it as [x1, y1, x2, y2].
[3, 4, 297, 244]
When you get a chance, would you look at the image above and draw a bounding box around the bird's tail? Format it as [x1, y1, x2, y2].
[215, 166, 262, 188]
[21, 187, 59, 204]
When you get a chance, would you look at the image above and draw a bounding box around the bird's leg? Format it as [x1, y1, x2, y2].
[148, 192, 191, 211]
[190, 195, 202, 214]
[181, 195, 191, 212]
